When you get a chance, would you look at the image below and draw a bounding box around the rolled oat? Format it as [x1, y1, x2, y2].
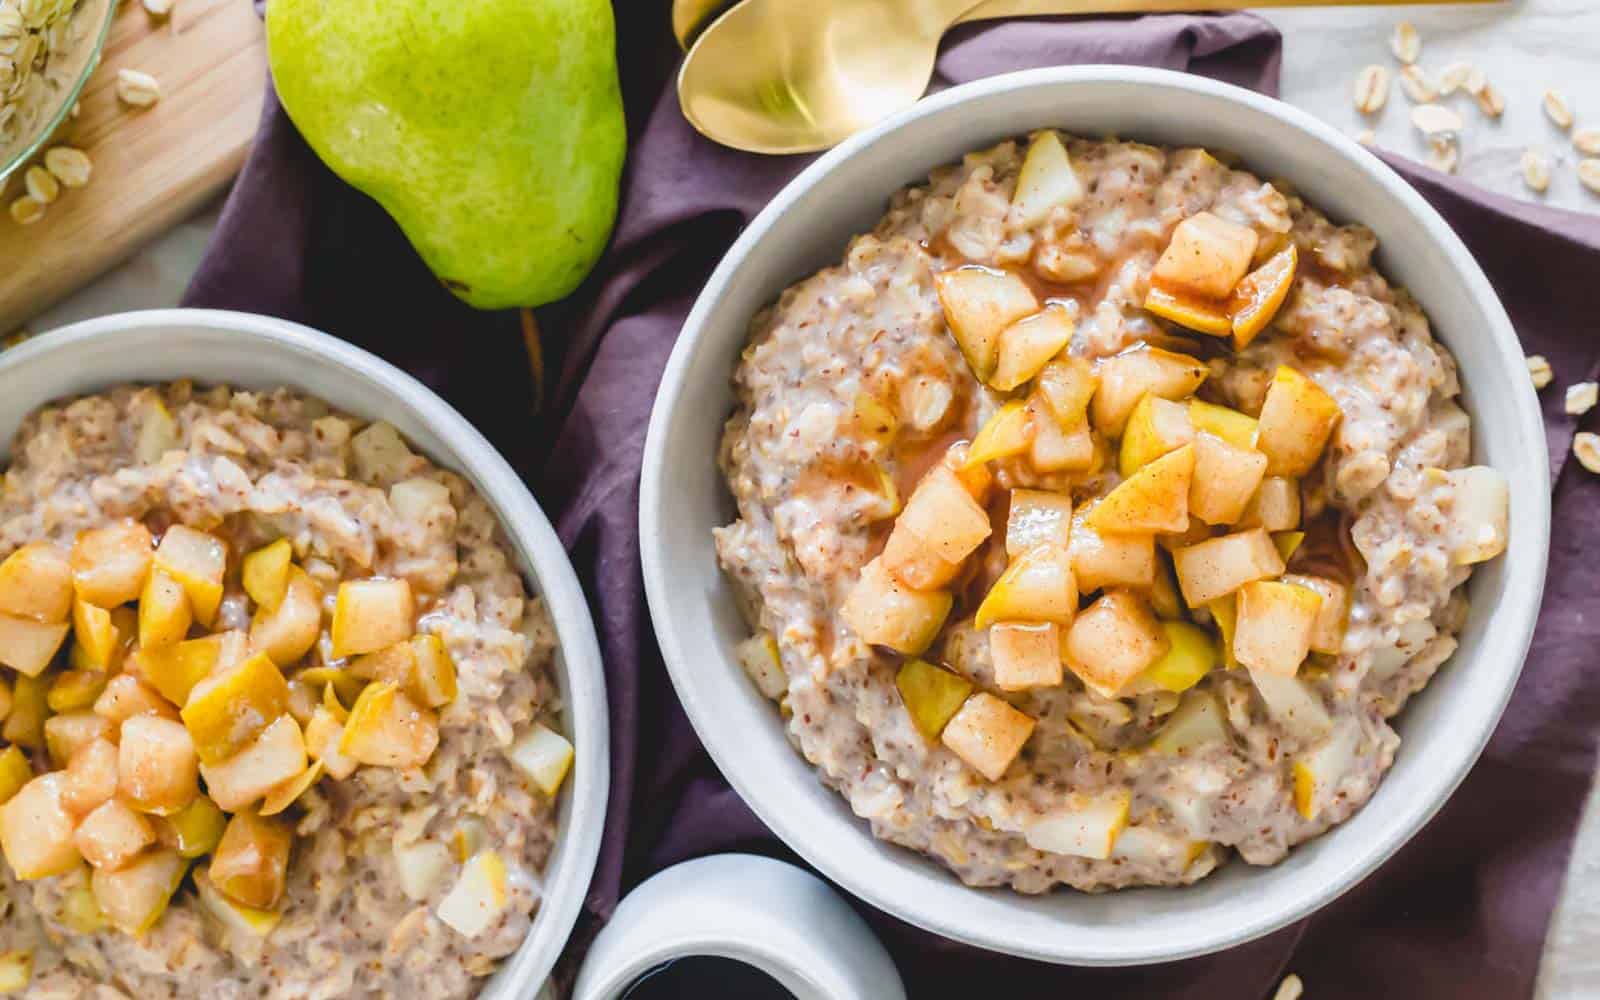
[22, 161, 55, 202]
[1527, 354, 1554, 389]
[1574, 128, 1600, 157]
[1521, 149, 1551, 194]
[42, 141, 86, 186]
[1354, 65, 1390, 115]
[1399, 65, 1437, 104]
[1580, 158, 1600, 195]
[1411, 103, 1463, 137]
[1475, 82, 1505, 119]
[7, 192, 42, 223]
[1274, 975, 1306, 1000]
[1390, 21, 1420, 64]
[1575, 432, 1600, 474]
[1438, 62, 1474, 96]
[114, 66, 160, 107]
[1565, 381, 1597, 416]
[1543, 89, 1575, 131]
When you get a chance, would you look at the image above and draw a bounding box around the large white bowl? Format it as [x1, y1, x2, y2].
[1, 309, 608, 995]
[640, 67, 1550, 966]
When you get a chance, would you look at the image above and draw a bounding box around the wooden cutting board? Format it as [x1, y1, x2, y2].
[0, 0, 266, 328]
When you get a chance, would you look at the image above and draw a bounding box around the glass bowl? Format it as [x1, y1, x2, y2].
[0, 0, 117, 189]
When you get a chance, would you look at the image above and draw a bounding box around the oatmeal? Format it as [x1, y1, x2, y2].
[715, 132, 1508, 892]
[0, 382, 573, 997]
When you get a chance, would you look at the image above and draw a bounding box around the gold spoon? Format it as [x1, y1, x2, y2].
[676, 0, 1498, 153]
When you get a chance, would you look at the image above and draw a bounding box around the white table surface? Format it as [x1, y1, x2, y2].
[22, 3, 1600, 994]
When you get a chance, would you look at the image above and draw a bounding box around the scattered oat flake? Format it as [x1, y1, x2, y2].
[1354, 65, 1389, 115]
[1574, 128, 1600, 156]
[1274, 974, 1305, 1000]
[1464, 66, 1487, 94]
[1522, 149, 1551, 193]
[1438, 62, 1473, 95]
[1427, 138, 1458, 174]
[1411, 103, 1463, 136]
[23, 164, 58, 204]
[1476, 82, 1505, 119]
[43, 146, 90, 188]
[1580, 159, 1600, 195]
[1398, 65, 1437, 103]
[115, 68, 161, 108]
[1527, 355, 1554, 389]
[8, 195, 45, 225]
[1356, 129, 1377, 147]
[141, 0, 174, 15]
[1390, 21, 1420, 64]
[1575, 432, 1600, 474]
[1543, 89, 1574, 131]
[1566, 381, 1597, 415]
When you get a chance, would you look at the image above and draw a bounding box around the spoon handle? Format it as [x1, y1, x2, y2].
[959, 0, 1497, 18]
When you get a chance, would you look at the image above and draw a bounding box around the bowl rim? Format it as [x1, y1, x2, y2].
[0, 0, 118, 184]
[640, 65, 1549, 965]
[3, 307, 609, 992]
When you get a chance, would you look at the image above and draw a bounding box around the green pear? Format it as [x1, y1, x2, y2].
[266, 0, 626, 310]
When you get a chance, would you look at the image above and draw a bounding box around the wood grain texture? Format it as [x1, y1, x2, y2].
[0, 0, 265, 327]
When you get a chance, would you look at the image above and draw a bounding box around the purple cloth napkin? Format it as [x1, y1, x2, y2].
[184, 9, 1600, 998]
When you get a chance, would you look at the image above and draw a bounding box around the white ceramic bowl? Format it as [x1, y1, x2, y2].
[640, 67, 1550, 966]
[2, 309, 609, 995]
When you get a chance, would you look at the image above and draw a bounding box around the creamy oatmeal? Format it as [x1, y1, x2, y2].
[716, 132, 1508, 892]
[0, 381, 574, 996]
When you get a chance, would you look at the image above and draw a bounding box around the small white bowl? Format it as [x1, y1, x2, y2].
[3, 308, 609, 995]
[640, 67, 1549, 966]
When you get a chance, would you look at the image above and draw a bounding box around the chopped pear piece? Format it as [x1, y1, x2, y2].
[839, 558, 951, 656]
[72, 600, 118, 671]
[1005, 489, 1073, 559]
[303, 707, 359, 780]
[139, 631, 246, 708]
[1208, 595, 1241, 670]
[1255, 366, 1342, 477]
[965, 400, 1033, 467]
[154, 525, 227, 627]
[331, 578, 415, 658]
[1188, 399, 1258, 449]
[0, 675, 9, 724]
[71, 520, 154, 608]
[47, 670, 108, 714]
[1250, 670, 1333, 740]
[59, 881, 108, 934]
[340, 682, 438, 770]
[75, 799, 157, 871]
[934, 267, 1040, 383]
[1229, 243, 1297, 347]
[1070, 501, 1156, 592]
[940, 692, 1035, 782]
[296, 666, 367, 709]
[1009, 130, 1084, 228]
[0, 543, 72, 623]
[0, 746, 29, 805]
[991, 305, 1075, 392]
[941, 441, 993, 504]
[1023, 791, 1131, 859]
[734, 632, 787, 700]
[1190, 432, 1268, 526]
[349, 640, 416, 686]
[1237, 476, 1300, 531]
[182, 652, 291, 765]
[1292, 720, 1360, 819]
[1149, 689, 1229, 755]
[1172, 528, 1285, 607]
[990, 621, 1063, 691]
[209, 812, 294, 915]
[1035, 356, 1098, 430]
[894, 659, 974, 741]
[394, 839, 455, 902]
[200, 715, 308, 811]
[1143, 286, 1231, 336]
[389, 476, 454, 523]
[974, 542, 1076, 629]
[3, 673, 48, 749]
[1064, 590, 1169, 698]
[0, 773, 80, 878]
[195, 869, 284, 937]
[94, 675, 179, 725]
[0, 614, 68, 677]
[409, 634, 458, 708]
[0, 952, 31, 993]
[506, 722, 574, 797]
[119, 714, 199, 814]
[895, 465, 993, 564]
[1142, 552, 1185, 620]
[1440, 465, 1510, 565]
[881, 522, 962, 591]
[1234, 581, 1322, 676]
[93, 848, 187, 934]
[1091, 347, 1208, 437]
[852, 392, 898, 450]
[1273, 531, 1306, 561]
[1280, 574, 1350, 655]
[250, 566, 323, 667]
[44, 711, 115, 767]
[139, 569, 193, 649]
[1152, 211, 1259, 299]
[161, 796, 227, 858]
[1086, 444, 1194, 535]
[241, 538, 293, 612]
[1140, 621, 1218, 693]
[134, 396, 180, 464]
[1026, 394, 1096, 473]
[259, 757, 323, 816]
[1119, 394, 1195, 477]
[437, 849, 511, 938]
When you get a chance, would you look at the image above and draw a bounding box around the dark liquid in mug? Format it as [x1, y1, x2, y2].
[622, 956, 797, 999]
